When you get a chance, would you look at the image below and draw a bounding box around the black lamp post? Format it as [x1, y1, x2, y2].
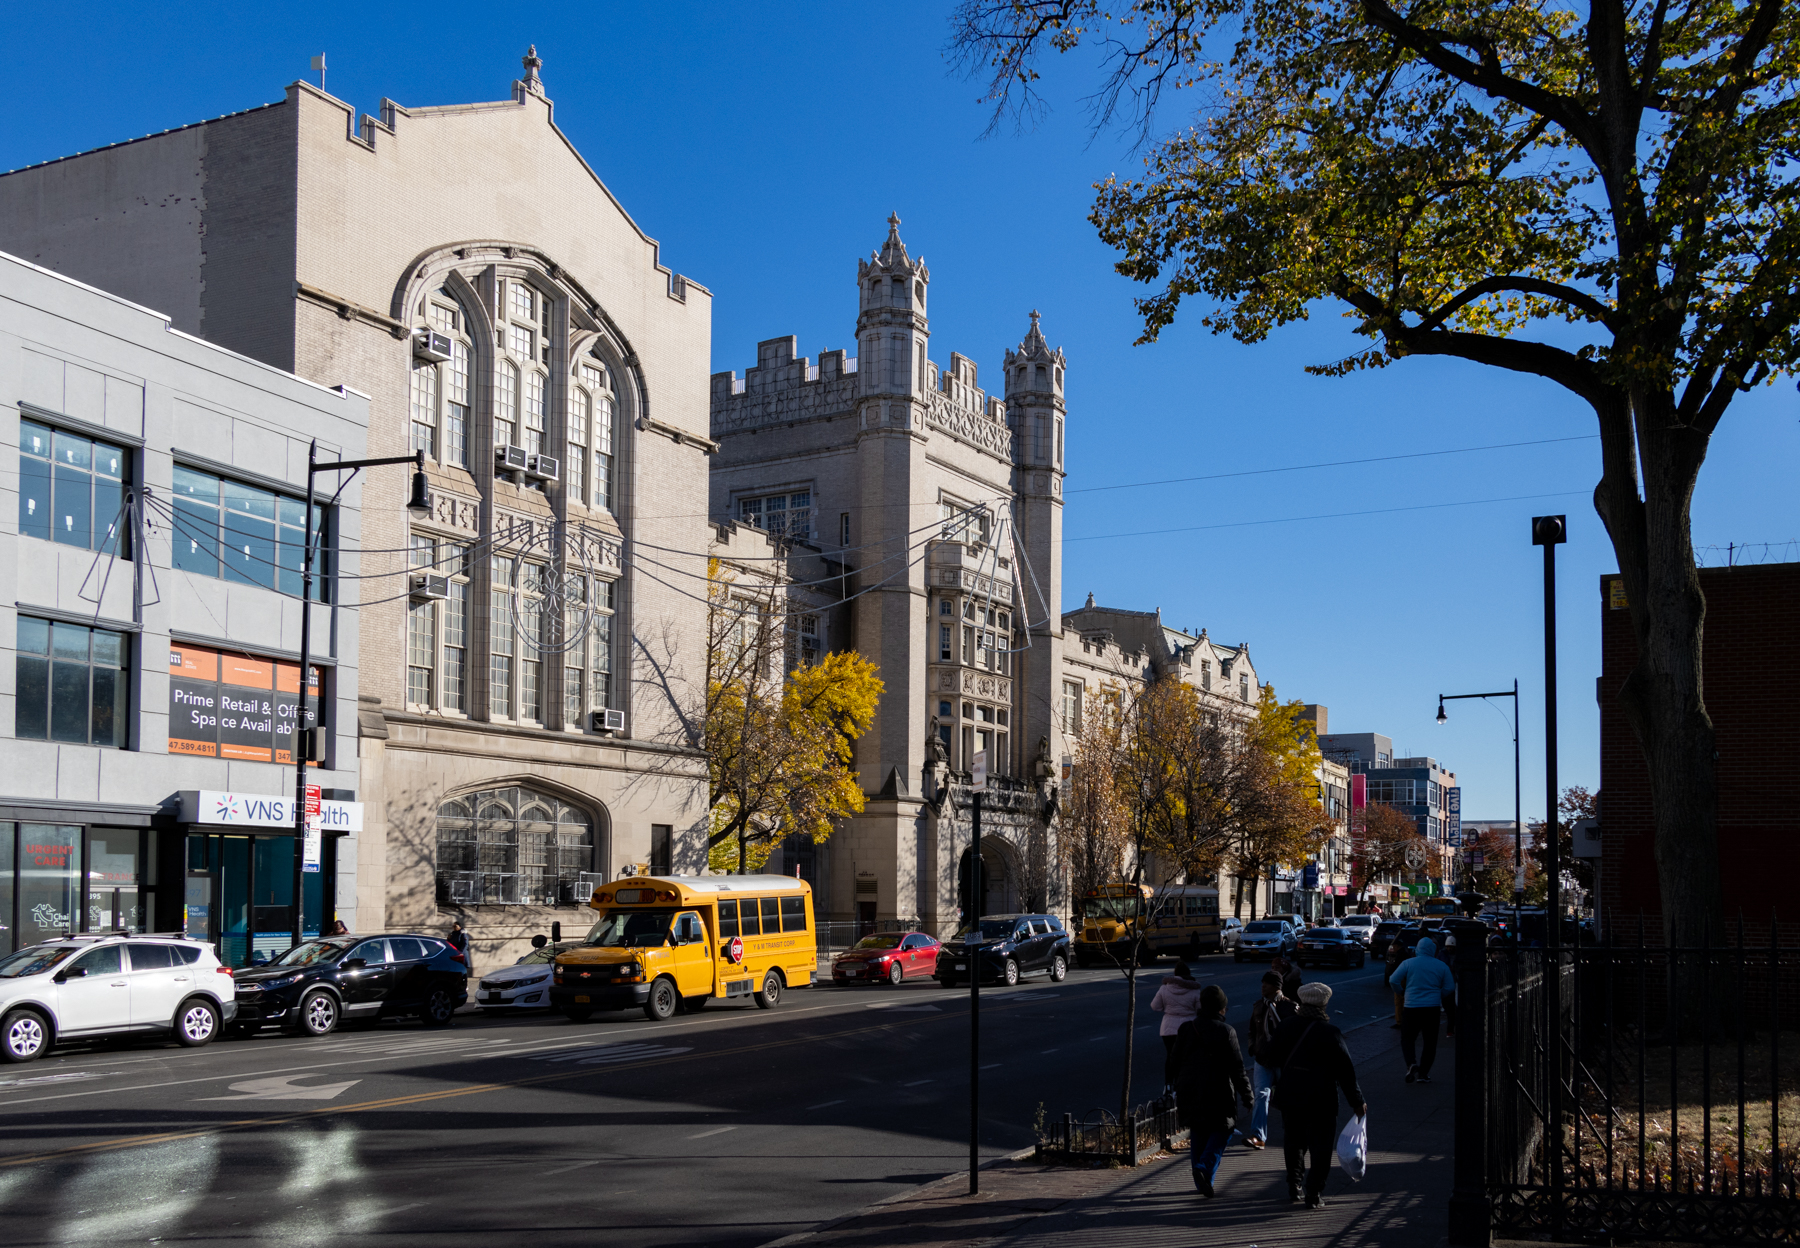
[1531, 515, 1566, 941]
[1436, 679, 1522, 928]
[290, 442, 431, 950]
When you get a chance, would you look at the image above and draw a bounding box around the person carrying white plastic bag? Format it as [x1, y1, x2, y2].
[1336, 1107, 1369, 1181]
[1266, 982, 1369, 1209]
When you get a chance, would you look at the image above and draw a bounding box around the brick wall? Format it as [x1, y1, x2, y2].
[1598, 563, 1800, 943]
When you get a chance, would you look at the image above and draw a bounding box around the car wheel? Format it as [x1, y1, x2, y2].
[421, 986, 457, 1027]
[174, 998, 219, 1047]
[1049, 955, 1067, 983]
[293, 989, 339, 1037]
[1, 1009, 49, 1063]
[681, 994, 710, 1014]
[1001, 959, 1020, 987]
[643, 977, 679, 1022]
[564, 1008, 594, 1023]
[754, 969, 784, 1010]
[888, 962, 905, 987]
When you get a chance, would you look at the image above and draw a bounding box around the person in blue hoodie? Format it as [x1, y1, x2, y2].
[1387, 935, 1456, 1083]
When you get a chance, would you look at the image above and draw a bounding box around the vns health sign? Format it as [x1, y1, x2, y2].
[177, 791, 365, 874]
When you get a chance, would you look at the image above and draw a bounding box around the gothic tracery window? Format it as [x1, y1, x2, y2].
[435, 785, 599, 906]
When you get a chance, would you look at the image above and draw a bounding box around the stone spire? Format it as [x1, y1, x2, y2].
[522, 45, 544, 95]
[878, 213, 911, 267]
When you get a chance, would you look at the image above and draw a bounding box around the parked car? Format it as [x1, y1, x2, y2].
[1338, 915, 1379, 947]
[475, 943, 572, 1014]
[1233, 920, 1298, 963]
[231, 933, 468, 1036]
[1219, 916, 1245, 951]
[1295, 927, 1368, 969]
[832, 932, 942, 986]
[1369, 921, 1406, 959]
[1382, 926, 1431, 986]
[937, 915, 1070, 987]
[0, 934, 236, 1063]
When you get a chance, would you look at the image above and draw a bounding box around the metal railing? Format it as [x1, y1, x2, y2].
[1451, 917, 1800, 1246]
[1037, 1096, 1186, 1167]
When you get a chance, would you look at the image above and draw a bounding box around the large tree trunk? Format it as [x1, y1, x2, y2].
[1593, 389, 1724, 950]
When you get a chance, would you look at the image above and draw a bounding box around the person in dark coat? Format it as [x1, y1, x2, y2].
[447, 920, 471, 963]
[1164, 984, 1252, 1198]
[1269, 951, 1302, 1001]
[1266, 981, 1367, 1208]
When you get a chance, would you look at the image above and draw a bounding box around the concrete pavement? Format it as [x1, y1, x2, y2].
[764, 1005, 1461, 1248]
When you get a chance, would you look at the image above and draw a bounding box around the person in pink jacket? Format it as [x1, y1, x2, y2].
[1151, 962, 1206, 1054]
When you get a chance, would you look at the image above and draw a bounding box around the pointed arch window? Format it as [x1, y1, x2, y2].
[435, 784, 597, 907]
[408, 293, 472, 468]
[569, 360, 616, 511]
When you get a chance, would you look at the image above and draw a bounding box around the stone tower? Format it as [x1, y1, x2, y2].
[1005, 311, 1068, 780]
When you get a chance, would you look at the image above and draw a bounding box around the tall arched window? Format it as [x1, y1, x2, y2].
[435, 784, 598, 907]
[496, 277, 549, 465]
[409, 290, 473, 468]
[496, 361, 519, 451]
[568, 358, 616, 512]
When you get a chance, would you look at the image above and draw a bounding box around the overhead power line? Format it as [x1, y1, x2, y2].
[1065, 435, 1600, 495]
[1065, 490, 1590, 543]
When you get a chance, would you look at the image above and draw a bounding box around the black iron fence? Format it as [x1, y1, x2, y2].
[1037, 1095, 1186, 1166]
[1451, 918, 1800, 1246]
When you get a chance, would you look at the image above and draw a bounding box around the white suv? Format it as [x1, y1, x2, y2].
[0, 935, 237, 1063]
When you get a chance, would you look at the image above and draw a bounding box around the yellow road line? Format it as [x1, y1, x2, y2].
[0, 992, 1052, 1169]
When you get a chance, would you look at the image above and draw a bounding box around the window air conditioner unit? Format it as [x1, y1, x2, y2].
[526, 453, 560, 482]
[414, 331, 453, 363]
[572, 880, 596, 903]
[410, 574, 450, 601]
[591, 708, 626, 734]
[495, 445, 528, 474]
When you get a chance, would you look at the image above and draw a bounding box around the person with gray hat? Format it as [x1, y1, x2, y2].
[1267, 980, 1367, 1208]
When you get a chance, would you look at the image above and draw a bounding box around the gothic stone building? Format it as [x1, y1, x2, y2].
[0, 53, 715, 965]
[709, 219, 1068, 932]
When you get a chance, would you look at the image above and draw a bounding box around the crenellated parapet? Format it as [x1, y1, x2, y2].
[710, 336, 859, 437]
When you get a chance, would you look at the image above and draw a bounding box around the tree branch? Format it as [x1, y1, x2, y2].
[1415, 274, 1619, 334]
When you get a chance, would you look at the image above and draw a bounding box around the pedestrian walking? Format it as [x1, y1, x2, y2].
[1388, 934, 1456, 1083]
[1150, 962, 1205, 1056]
[1270, 951, 1302, 1000]
[1165, 984, 1252, 1198]
[1239, 970, 1292, 1150]
[447, 920, 471, 965]
[1268, 982, 1367, 1208]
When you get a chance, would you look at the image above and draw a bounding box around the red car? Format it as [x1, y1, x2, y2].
[830, 932, 941, 986]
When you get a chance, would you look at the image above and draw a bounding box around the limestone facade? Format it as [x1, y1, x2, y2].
[0, 54, 714, 967]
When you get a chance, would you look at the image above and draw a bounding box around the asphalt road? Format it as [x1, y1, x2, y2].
[0, 949, 1396, 1247]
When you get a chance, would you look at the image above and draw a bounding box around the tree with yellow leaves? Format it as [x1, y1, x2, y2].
[1227, 685, 1331, 919]
[703, 561, 882, 874]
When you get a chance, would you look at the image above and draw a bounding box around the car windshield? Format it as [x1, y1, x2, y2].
[957, 920, 1017, 941]
[585, 909, 675, 948]
[1245, 922, 1285, 934]
[852, 935, 904, 950]
[268, 939, 354, 967]
[1343, 917, 1375, 926]
[516, 945, 571, 965]
[0, 946, 78, 978]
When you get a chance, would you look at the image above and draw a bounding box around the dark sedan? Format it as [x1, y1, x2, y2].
[937, 914, 1070, 987]
[1382, 926, 1430, 986]
[1369, 921, 1406, 959]
[1294, 927, 1367, 969]
[832, 932, 942, 986]
[231, 934, 468, 1037]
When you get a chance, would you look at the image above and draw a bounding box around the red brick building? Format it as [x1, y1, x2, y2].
[1597, 563, 1800, 940]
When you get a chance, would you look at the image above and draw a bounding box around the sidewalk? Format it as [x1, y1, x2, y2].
[766, 1014, 1463, 1248]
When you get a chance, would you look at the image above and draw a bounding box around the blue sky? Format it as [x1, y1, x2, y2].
[6, 3, 1795, 823]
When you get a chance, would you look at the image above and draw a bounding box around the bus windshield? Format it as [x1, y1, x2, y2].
[585, 909, 676, 948]
[1079, 896, 1141, 921]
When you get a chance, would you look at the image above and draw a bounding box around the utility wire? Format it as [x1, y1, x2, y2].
[1065, 490, 1591, 543]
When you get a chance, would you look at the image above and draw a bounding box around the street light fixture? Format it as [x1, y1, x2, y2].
[1435, 680, 1523, 929]
[289, 443, 431, 951]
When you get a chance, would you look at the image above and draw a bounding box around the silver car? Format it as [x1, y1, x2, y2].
[474, 944, 566, 1014]
[1337, 915, 1379, 947]
[1233, 920, 1297, 963]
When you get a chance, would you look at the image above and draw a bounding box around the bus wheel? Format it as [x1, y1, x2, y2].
[754, 970, 784, 1010]
[643, 977, 679, 1022]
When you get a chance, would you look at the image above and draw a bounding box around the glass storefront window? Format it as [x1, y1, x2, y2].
[186, 832, 328, 968]
[0, 826, 13, 956]
[86, 829, 143, 933]
[17, 824, 81, 948]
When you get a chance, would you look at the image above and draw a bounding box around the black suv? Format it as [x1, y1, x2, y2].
[936, 914, 1071, 988]
[231, 934, 469, 1037]
[1369, 921, 1405, 959]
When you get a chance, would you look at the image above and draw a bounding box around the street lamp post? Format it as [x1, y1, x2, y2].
[1436, 679, 1522, 930]
[290, 441, 432, 951]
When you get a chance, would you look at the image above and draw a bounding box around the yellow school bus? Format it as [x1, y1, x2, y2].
[550, 874, 815, 1022]
[1075, 882, 1223, 965]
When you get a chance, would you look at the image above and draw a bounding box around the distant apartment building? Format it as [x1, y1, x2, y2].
[1318, 722, 1460, 909]
[1, 249, 370, 962]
